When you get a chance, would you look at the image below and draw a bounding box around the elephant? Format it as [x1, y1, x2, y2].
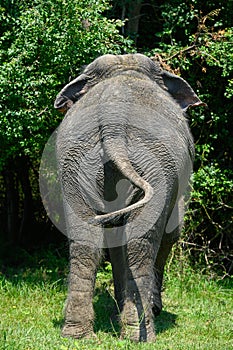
[53, 53, 205, 342]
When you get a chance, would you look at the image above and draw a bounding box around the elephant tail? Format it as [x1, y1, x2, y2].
[90, 138, 154, 225]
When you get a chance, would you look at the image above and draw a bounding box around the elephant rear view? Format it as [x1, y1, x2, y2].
[53, 53, 204, 342]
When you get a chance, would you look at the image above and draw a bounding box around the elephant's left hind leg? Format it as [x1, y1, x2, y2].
[62, 241, 101, 339]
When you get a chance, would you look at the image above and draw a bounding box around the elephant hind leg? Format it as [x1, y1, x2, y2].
[62, 290, 96, 339]
[62, 242, 102, 339]
[120, 239, 157, 342]
[153, 231, 179, 316]
[121, 296, 156, 342]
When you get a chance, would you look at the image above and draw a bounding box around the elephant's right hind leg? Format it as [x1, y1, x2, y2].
[120, 239, 157, 343]
[153, 233, 178, 316]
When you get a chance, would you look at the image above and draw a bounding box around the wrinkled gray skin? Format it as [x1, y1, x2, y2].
[54, 54, 204, 342]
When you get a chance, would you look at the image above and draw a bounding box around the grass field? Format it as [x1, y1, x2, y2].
[0, 246, 232, 349]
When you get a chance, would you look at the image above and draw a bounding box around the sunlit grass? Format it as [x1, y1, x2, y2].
[0, 247, 232, 349]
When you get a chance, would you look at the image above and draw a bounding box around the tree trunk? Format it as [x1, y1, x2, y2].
[126, 0, 142, 43]
[3, 156, 36, 246]
[17, 156, 35, 244]
[4, 165, 19, 244]
[120, 0, 142, 44]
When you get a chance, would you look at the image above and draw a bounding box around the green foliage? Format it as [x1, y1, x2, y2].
[148, 1, 233, 273]
[0, 0, 132, 169]
[183, 164, 233, 274]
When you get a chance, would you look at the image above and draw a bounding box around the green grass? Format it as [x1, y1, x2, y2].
[0, 247, 232, 349]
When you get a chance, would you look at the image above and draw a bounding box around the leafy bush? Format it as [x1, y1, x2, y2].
[149, 1, 233, 275]
[0, 0, 133, 244]
[0, 0, 132, 169]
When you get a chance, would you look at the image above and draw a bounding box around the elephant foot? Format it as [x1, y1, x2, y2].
[120, 300, 156, 342]
[121, 323, 156, 343]
[61, 322, 96, 339]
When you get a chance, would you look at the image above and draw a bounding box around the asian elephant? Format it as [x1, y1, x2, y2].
[53, 53, 204, 342]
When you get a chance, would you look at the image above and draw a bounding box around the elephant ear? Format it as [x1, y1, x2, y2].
[54, 74, 89, 113]
[161, 71, 206, 111]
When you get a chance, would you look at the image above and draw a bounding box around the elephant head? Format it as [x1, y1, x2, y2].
[54, 54, 206, 113]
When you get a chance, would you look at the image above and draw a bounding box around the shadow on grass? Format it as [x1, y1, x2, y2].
[94, 289, 177, 336]
[51, 288, 120, 336]
[53, 289, 177, 338]
[94, 288, 120, 335]
[2, 245, 177, 338]
[53, 318, 64, 330]
[155, 310, 177, 334]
